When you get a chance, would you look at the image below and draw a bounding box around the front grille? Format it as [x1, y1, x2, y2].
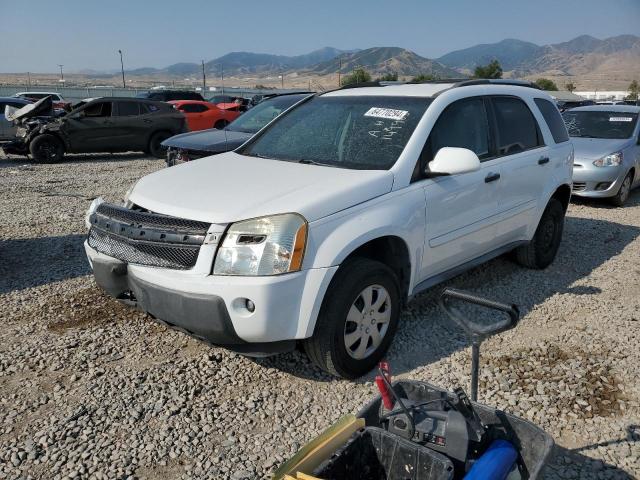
[88, 203, 210, 269]
[572, 182, 586, 192]
[95, 203, 210, 233]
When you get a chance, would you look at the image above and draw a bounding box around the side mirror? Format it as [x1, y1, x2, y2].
[427, 147, 481, 177]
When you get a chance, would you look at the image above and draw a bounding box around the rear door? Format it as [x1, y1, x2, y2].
[178, 103, 210, 131]
[488, 96, 548, 242]
[112, 101, 147, 149]
[419, 96, 503, 279]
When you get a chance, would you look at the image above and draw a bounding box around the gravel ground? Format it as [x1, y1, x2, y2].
[1, 153, 639, 480]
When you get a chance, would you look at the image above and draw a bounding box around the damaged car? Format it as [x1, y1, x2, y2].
[2, 96, 187, 162]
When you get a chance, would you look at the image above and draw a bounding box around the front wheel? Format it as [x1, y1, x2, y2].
[303, 258, 401, 379]
[610, 172, 632, 207]
[29, 134, 65, 163]
[515, 198, 565, 269]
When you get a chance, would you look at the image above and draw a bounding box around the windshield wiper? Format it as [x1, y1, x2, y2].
[572, 134, 598, 138]
[296, 159, 338, 168]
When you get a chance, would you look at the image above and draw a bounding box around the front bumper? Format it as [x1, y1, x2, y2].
[571, 164, 626, 198]
[85, 242, 337, 356]
[1, 140, 28, 156]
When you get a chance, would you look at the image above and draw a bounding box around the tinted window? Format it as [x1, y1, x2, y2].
[83, 102, 112, 117]
[562, 111, 638, 139]
[241, 95, 431, 170]
[426, 97, 490, 161]
[179, 103, 208, 113]
[534, 98, 569, 143]
[144, 104, 160, 113]
[492, 97, 542, 155]
[116, 101, 141, 116]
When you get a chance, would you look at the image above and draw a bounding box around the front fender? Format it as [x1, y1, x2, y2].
[306, 187, 426, 291]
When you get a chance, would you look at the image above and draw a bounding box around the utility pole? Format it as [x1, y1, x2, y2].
[201, 60, 206, 94]
[220, 64, 224, 94]
[338, 57, 342, 87]
[58, 64, 64, 82]
[118, 50, 126, 88]
[281, 73, 284, 89]
[27, 72, 31, 89]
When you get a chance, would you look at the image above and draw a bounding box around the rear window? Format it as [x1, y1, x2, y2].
[534, 98, 569, 143]
[179, 103, 208, 113]
[240, 95, 431, 170]
[492, 97, 543, 155]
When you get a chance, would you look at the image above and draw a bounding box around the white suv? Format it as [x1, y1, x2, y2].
[85, 80, 573, 379]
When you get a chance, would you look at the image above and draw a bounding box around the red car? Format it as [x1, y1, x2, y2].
[169, 100, 241, 131]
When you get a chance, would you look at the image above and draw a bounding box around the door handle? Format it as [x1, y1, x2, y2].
[538, 157, 550, 165]
[143, 119, 152, 124]
[484, 172, 500, 183]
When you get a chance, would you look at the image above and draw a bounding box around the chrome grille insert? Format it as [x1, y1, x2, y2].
[88, 203, 210, 269]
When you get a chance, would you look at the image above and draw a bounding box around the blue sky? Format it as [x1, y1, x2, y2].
[0, 0, 638, 73]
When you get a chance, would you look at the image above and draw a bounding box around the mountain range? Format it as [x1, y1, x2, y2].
[115, 34, 639, 83]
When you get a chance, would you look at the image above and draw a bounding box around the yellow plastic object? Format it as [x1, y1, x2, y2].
[272, 414, 365, 480]
[296, 473, 322, 480]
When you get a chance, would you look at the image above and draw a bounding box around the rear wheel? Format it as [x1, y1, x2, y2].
[303, 258, 401, 379]
[29, 134, 64, 163]
[214, 119, 229, 130]
[610, 172, 632, 207]
[515, 198, 565, 269]
[148, 131, 172, 158]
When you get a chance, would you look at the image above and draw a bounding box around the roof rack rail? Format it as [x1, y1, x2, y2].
[406, 78, 470, 85]
[338, 81, 382, 90]
[452, 79, 541, 90]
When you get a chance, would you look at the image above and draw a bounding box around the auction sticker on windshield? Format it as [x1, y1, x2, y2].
[364, 107, 409, 121]
[609, 117, 633, 122]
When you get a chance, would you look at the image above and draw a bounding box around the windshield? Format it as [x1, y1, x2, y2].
[228, 94, 309, 134]
[562, 111, 638, 139]
[239, 95, 431, 170]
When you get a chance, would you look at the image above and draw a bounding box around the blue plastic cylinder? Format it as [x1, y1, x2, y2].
[464, 439, 518, 480]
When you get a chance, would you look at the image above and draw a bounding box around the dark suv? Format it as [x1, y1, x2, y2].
[2, 97, 187, 162]
[136, 90, 204, 102]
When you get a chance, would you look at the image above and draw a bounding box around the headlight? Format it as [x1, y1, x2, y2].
[593, 152, 622, 167]
[85, 197, 104, 228]
[213, 213, 307, 276]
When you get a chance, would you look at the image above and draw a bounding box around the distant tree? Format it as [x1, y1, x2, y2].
[412, 73, 437, 82]
[565, 82, 576, 92]
[341, 67, 372, 86]
[535, 78, 559, 91]
[377, 72, 398, 82]
[627, 80, 639, 100]
[473, 60, 502, 79]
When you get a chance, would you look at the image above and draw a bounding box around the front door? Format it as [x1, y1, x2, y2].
[65, 101, 115, 152]
[417, 96, 502, 280]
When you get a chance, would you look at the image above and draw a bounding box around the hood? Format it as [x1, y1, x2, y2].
[129, 152, 394, 223]
[571, 137, 632, 162]
[5, 96, 53, 121]
[162, 128, 252, 152]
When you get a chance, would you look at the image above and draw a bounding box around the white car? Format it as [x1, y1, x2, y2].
[85, 80, 573, 379]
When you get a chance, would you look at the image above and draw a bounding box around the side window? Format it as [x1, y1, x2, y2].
[425, 97, 491, 162]
[534, 98, 569, 143]
[115, 102, 141, 116]
[180, 104, 207, 113]
[491, 97, 542, 155]
[83, 102, 112, 117]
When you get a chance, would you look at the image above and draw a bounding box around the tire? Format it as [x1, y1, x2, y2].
[515, 198, 565, 269]
[148, 131, 172, 159]
[610, 172, 632, 207]
[29, 134, 64, 163]
[214, 119, 229, 130]
[303, 257, 401, 379]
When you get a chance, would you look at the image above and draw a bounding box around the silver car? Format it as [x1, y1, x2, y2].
[563, 105, 640, 206]
[0, 97, 31, 140]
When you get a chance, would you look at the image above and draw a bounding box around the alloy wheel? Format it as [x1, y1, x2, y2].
[343, 284, 392, 360]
